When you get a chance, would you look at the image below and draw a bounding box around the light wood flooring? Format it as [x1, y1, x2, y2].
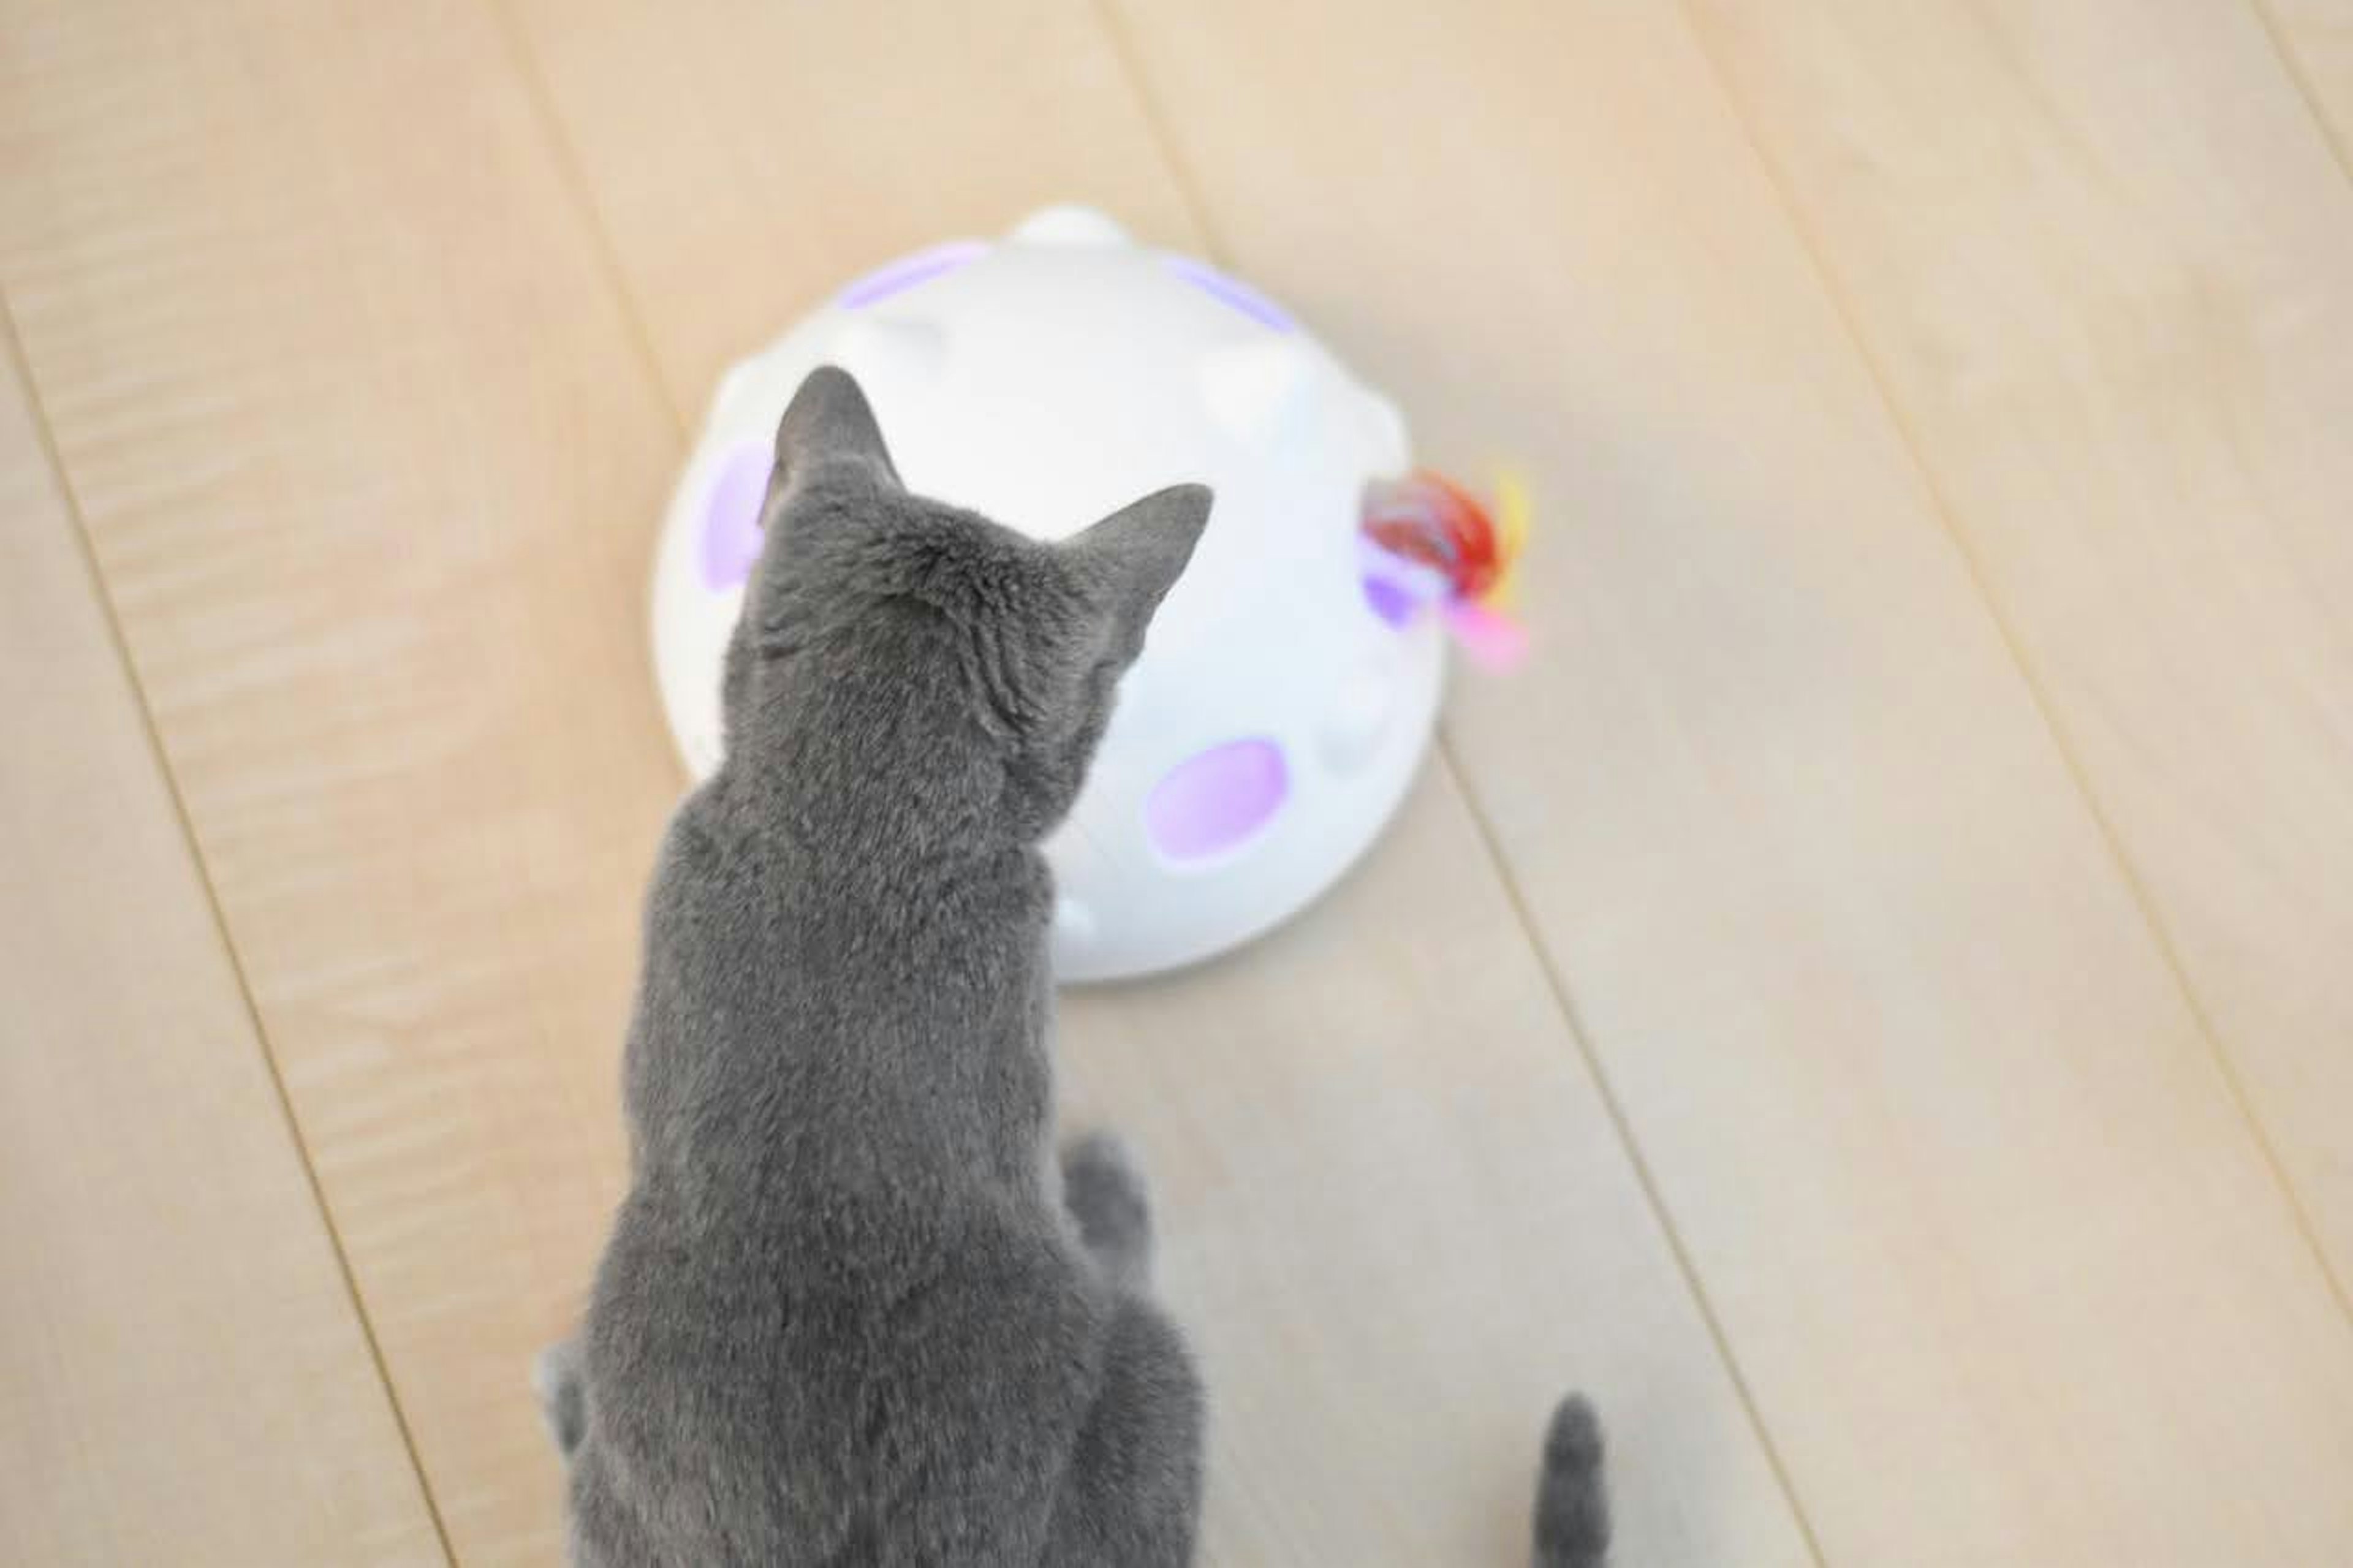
[7, 2, 2353, 1561]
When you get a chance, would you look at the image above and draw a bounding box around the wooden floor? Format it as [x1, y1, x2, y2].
[7, 1, 2353, 1562]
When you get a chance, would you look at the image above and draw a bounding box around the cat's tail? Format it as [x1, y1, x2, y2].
[1531, 1393, 1610, 1568]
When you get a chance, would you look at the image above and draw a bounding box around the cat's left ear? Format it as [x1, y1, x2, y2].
[1063, 483, 1214, 661]
[772, 365, 902, 493]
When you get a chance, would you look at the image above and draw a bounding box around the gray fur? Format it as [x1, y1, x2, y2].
[546, 366, 1208, 1565]
[1533, 1394, 1611, 1568]
[542, 365, 1607, 1566]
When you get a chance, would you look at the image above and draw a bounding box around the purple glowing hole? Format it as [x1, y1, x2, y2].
[1358, 536, 1449, 628]
[1145, 738, 1289, 863]
[699, 442, 772, 591]
[1363, 575, 1419, 627]
[1163, 256, 1297, 332]
[839, 241, 987, 309]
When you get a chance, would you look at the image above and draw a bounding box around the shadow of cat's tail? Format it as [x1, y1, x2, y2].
[1533, 1394, 1610, 1568]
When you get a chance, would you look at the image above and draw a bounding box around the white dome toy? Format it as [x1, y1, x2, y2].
[653, 207, 1520, 982]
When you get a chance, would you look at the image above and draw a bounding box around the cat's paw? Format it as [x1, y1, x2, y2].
[1061, 1131, 1154, 1292]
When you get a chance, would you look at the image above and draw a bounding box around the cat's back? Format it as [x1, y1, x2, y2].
[577, 1172, 1108, 1564]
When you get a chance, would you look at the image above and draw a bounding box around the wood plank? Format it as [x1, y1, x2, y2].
[1692, 0, 2353, 1311]
[0, 339, 441, 1561]
[506, 1, 1813, 1561]
[1105, 0, 2353, 1559]
[0, 3, 680, 1559]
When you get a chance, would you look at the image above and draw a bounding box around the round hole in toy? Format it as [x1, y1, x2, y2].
[1362, 574, 1418, 626]
[839, 241, 987, 310]
[699, 442, 771, 591]
[1145, 738, 1290, 865]
[1161, 256, 1297, 333]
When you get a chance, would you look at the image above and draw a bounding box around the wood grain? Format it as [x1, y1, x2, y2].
[2266, 0, 2353, 158]
[1059, 771, 1824, 1566]
[1106, 0, 2353, 1558]
[503, 1, 1813, 1561]
[16, 0, 2353, 1559]
[0, 339, 442, 1561]
[0, 2, 680, 1558]
[1691, 0, 2353, 1301]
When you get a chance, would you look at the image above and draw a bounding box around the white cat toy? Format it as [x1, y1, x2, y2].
[652, 206, 1524, 980]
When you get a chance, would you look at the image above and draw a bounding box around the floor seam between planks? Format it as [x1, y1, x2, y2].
[1437, 735, 1836, 1567]
[480, 0, 691, 442]
[1093, 2, 1833, 1556]
[2248, 0, 2353, 187]
[1676, 0, 2353, 1333]
[0, 287, 460, 1568]
[1089, 0, 1226, 276]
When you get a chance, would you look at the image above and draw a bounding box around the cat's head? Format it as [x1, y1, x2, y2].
[719, 366, 1212, 846]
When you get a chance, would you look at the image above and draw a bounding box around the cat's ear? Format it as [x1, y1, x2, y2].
[1063, 483, 1214, 659]
[773, 365, 901, 492]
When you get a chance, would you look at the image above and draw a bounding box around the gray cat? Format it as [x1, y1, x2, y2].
[540, 366, 1608, 1566]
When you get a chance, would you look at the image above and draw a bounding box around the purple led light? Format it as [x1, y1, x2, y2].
[839, 241, 987, 309]
[699, 442, 771, 591]
[1145, 738, 1289, 863]
[1163, 256, 1296, 332]
[1362, 574, 1419, 626]
[1358, 536, 1448, 627]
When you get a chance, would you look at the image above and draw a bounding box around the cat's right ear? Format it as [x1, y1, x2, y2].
[1064, 483, 1214, 661]
[771, 365, 902, 493]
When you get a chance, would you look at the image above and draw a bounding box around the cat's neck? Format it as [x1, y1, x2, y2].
[721, 672, 1020, 862]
